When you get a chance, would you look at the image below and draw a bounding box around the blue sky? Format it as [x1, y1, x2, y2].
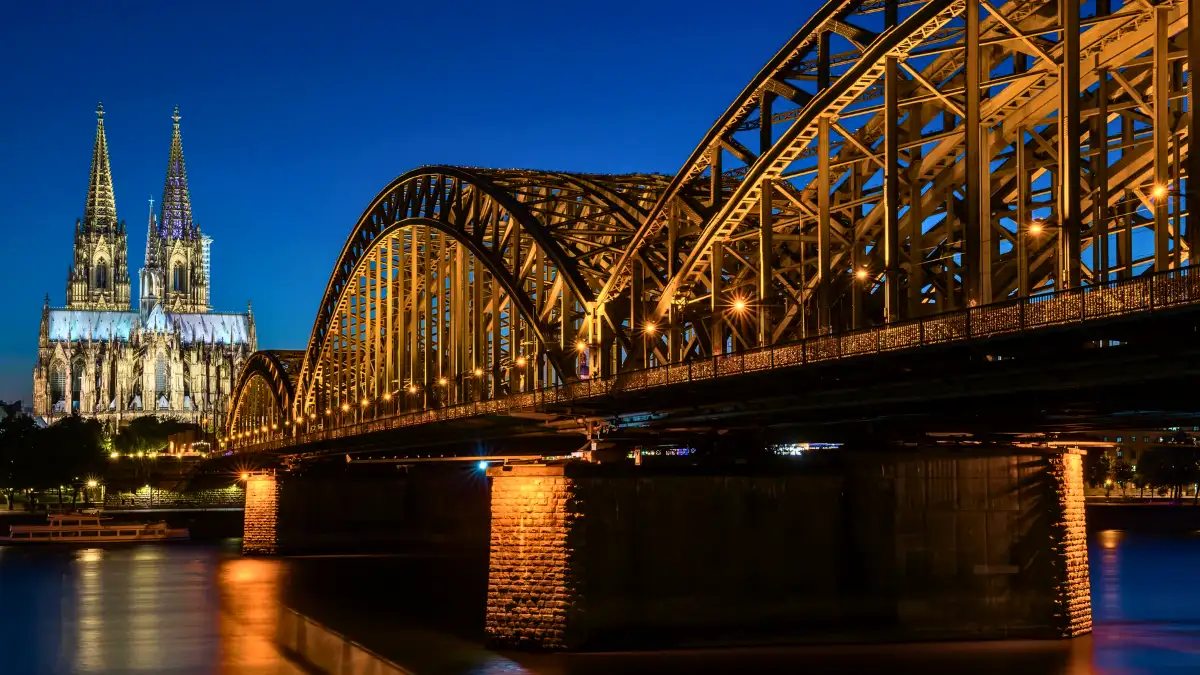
[0, 0, 813, 403]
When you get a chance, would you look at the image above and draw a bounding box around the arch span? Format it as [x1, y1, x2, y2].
[289, 167, 666, 420]
[227, 349, 302, 442]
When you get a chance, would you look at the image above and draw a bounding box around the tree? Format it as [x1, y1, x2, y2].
[113, 416, 199, 456]
[1085, 452, 1113, 488]
[0, 414, 38, 509]
[1137, 443, 1200, 502]
[1112, 460, 1134, 496]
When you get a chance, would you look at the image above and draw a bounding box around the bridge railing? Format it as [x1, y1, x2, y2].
[238, 265, 1200, 453]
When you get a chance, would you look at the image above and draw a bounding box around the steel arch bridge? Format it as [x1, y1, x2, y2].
[227, 0, 1197, 447]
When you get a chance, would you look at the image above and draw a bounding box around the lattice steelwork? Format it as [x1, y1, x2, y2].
[227, 350, 302, 445]
[228, 0, 1197, 446]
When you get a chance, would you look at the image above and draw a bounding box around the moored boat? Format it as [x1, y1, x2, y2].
[0, 513, 190, 543]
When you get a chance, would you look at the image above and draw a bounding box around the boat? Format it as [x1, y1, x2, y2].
[0, 513, 190, 543]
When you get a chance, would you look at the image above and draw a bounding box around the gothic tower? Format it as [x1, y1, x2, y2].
[142, 106, 209, 313]
[66, 103, 131, 310]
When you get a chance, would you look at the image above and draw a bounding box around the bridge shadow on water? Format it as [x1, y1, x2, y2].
[271, 526, 1200, 675]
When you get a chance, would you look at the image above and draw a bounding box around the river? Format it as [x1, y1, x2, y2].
[0, 528, 1197, 674]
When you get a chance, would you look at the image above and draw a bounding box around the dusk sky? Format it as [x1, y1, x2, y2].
[0, 0, 811, 403]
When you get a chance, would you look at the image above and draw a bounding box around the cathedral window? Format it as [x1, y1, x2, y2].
[155, 356, 168, 401]
[173, 264, 186, 292]
[71, 359, 85, 411]
[50, 364, 67, 403]
[95, 261, 109, 289]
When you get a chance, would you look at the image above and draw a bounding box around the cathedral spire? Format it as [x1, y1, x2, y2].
[159, 106, 193, 240]
[84, 102, 117, 231]
[144, 194, 160, 268]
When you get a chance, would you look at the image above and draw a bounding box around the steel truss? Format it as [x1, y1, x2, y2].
[228, 0, 1197, 443]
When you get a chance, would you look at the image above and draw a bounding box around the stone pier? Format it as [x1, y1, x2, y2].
[484, 450, 1091, 650]
[241, 464, 490, 556]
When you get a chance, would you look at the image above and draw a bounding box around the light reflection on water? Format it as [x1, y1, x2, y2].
[0, 531, 1196, 674]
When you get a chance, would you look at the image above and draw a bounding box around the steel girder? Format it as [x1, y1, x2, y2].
[590, 0, 1192, 369]
[227, 349, 302, 442]
[228, 0, 1195, 444]
[287, 166, 665, 424]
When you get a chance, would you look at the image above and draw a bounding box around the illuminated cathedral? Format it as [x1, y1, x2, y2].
[32, 104, 256, 429]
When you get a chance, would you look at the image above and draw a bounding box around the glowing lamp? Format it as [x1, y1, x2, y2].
[1029, 221, 1043, 235]
[576, 341, 587, 352]
[732, 298, 747, 313]
[516, 356, 527, 367]
[361, 398, 369, 406]
[408, 384, 418, 394]
[86, 480, 98, 488]
[477, 460, 488, 471]
[109, 452, 120, 460]
[474, 367, 483, 376]
[644, 322, 657, 335]
[341, 403, 350, 412]
[438, 377, 448, 386]
[1153, 185, 1168, 200]
[855, 268, 868, 280]
[383, 393, 391, 401]
[240, 472, 250, 481]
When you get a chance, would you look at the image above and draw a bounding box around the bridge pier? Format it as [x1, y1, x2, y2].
[485, 449, 1090, 650]
[242, 465, 489, 557]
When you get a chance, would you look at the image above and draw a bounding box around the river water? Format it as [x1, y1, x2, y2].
[0, 529, 1197, 674]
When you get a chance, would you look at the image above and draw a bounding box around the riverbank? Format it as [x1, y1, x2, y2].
[1086, 502, 1200, 531]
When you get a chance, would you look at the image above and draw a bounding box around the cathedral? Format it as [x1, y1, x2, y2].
[32, 104, 256, 430]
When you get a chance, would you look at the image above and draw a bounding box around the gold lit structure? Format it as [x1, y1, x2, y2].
[229, 0, 1198, 448]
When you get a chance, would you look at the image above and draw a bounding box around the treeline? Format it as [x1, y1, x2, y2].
[0, 414, 200, 508]
[1086, 432, 1200, 501]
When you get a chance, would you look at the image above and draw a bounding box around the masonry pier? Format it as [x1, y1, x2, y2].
[244, 448, 1091, 650]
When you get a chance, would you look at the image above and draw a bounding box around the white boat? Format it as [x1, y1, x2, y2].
[0, 513, 190, 543]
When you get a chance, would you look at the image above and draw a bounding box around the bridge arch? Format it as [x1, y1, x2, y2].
[291, 166, 666, 420]
[226, 349, 302, 443]
[588, 0, 1191, 368]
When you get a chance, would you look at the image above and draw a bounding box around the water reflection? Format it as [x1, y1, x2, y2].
[0, 530, 1198, 674]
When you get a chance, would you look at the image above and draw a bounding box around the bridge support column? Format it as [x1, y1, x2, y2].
[485, 450, 1090, 651]
[243, 473, 280, 556]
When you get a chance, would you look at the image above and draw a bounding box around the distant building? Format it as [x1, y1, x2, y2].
[32, 104, 255, 430]
[1080, 427, 1200, 469]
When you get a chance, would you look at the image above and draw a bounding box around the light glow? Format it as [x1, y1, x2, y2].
[477, 460, 488, 471]
[732, 298, 747, 313]
[516, 356, 527, 367]
[341, 403, 350, 412]
[1029, 221, 1043, 235]
[86, 480, 98, 488]
[855, 268, 868, 280]
[1152, 185, 1168, 200]
[109, 452, 119, 460]
[438, 377, 448, 386]
[644, 322, 657, 335]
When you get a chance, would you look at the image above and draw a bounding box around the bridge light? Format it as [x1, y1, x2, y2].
[644, 321, 657, 335]
[855, 268, 869, 280]
[309, 413, 316, 420]
[516, 356, 527, 367]
[341, 403, 351, 412]
[731, 298, 748, 314]
[261, 425, 268, 432]
[474, 367, 483, 376]
[477, 460, 489, 471]
[361, 398, 369, 406]
[408, 384, 418, 394]
[272, 423, 278, 430]
[576, 341, 587, 352]
[1028, 221, 1043, 235]
[87, 480, 98, 488]
[1152, 184, 1168, 200]
[240, 472, 250, 481]
[438, 377, 448, 386]
[109, 452, 119, 460]
[284, 420, 289, 426]
[383, 393, 392, 401]
[325, 409, 331, 416]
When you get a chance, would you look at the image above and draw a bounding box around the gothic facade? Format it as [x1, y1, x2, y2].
[33, 104, 255, 430]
